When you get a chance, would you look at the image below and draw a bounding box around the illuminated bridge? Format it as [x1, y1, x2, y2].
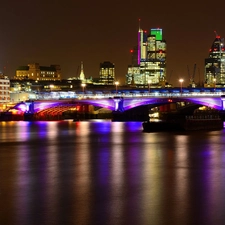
[12, 89, 225, 116]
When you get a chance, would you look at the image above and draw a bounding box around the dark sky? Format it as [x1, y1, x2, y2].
[1, 0, 225, 86]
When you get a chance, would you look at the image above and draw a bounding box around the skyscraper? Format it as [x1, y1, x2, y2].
[137, 20, 147, 65]
[127, 25, 166, 87]
[205, 32, 225, 86]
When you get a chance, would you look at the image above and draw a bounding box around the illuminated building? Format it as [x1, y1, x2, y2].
[137, 20, 148, 65]
[79, 61, 85, 81]
[205, 33, 225, 86]
[15, 63, 61, 81]
[0, 74, 10, 103]
[99, 61, 115, 85]
[127, 26, 166, 87]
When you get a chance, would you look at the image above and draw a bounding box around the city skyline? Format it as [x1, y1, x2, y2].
[0, 1, 225, 86]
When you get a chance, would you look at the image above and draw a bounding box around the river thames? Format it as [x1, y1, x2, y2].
[1, 120, 225, 225]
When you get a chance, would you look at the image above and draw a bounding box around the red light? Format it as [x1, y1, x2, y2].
[130, 49, 134, 53]
[209, 49, 212, 52]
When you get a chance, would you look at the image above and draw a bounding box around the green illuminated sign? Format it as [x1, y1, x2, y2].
[150, 29, 162, 41]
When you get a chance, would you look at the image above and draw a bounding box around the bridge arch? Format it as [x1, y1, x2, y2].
[122, 97, 223, 111]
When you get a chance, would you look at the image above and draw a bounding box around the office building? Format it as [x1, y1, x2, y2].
[126, 26, 166, 87]
[99, 61, 115, 85]
[15, 63, 61, 81]
[205, 33, 225, 86]
[0, 74, 10, 103]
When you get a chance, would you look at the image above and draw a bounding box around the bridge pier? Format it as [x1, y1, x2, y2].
[113, 97, 124, 112]
[220, 96, 225, 121]
[24, 101, 35, 121]
[221, 96, 225, 110]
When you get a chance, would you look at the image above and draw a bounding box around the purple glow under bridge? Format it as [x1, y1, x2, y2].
[13, 96, 225, 113]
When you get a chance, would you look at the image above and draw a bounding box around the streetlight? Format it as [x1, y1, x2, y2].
[50, 84, 54, 91]
[49, 85, 54, 99]
[81, 83, 86, 94]
[213, 78, 216, 92]
[179, 79, 184, 95]
[115, 81, 119, 94]
[148, 80, 151, 94]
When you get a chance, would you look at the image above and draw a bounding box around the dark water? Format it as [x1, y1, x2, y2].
[1, 120, 225, 225]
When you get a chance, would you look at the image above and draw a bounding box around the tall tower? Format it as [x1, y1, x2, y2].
[79, 61, 85, 81]
[147, 28, 166, 83]
[138, 19, 142, 65]
[137, 19, 147, 65]
[205, 32, 225, 86]
[139, 28, 166, 86]
[126, 24, 166, 87]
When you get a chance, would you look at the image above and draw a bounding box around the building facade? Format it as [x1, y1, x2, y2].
[99, 61, 115, 85]
[126, 27, 166, 87]
[0, 74, 10, 103]
[205, 34, 225, 87]
[15, 63, 61, 81]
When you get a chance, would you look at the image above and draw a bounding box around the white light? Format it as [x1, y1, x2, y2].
[179, 79, 184, 83]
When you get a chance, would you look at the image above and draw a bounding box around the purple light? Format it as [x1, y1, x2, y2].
[17, 104, 27, 112]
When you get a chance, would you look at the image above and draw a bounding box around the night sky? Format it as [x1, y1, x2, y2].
[1, 0, 225, 86]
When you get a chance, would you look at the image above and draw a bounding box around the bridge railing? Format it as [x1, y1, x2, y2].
[10, 89, 225, 102]
[27, 90, 225, 100]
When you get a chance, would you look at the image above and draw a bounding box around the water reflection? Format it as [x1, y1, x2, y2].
[1, 122, 225, 225]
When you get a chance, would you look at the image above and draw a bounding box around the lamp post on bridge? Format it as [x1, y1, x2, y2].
[179, 78, 184, 95]
[213, 78, 216, 92]
[49, 84, 54, 99]
[115, 81, 119, 94]
[81, 83, 86, 95]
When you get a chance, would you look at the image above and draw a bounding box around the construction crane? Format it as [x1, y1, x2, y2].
[187, 65, 190, 81]
[187, 63, 196, 87]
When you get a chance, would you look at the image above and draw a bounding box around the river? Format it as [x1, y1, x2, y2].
[1, 120, 225, 225]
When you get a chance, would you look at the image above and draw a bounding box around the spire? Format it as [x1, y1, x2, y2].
[138, 18, 141, 32]
[79, 61, 85, 81]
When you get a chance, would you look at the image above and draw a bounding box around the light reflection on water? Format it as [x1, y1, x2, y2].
[1, 121, 225, 225]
